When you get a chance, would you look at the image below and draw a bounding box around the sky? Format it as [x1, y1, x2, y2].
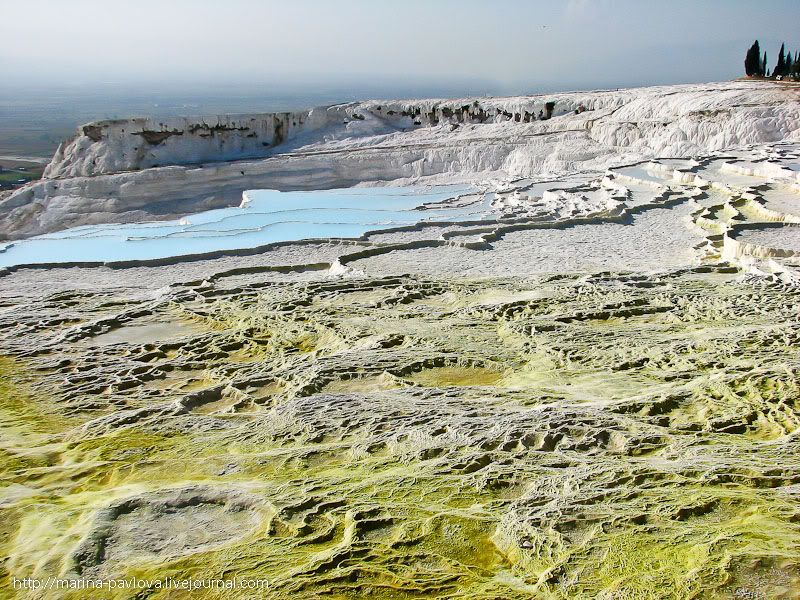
[1, 0, 799, 95]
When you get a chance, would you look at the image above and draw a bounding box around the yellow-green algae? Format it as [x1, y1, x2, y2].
[1, 272, 800, 598]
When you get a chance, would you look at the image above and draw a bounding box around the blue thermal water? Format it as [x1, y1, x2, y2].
[0, 185, 490, 267]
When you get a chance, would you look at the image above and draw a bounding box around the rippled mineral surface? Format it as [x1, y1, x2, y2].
[1, 267, 799, 599]
[2, 144, 800, 599]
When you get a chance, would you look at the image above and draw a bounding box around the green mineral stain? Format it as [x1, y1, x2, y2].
[406, 366, 505, 387]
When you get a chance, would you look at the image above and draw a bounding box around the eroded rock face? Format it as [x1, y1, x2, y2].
[1, 268, 799, 598]
[43, 110, 336, 179]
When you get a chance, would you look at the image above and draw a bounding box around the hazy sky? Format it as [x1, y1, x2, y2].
[2, 0, 799, 94]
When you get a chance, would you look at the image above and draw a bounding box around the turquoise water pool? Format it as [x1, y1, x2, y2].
[0, 185, 489, 267]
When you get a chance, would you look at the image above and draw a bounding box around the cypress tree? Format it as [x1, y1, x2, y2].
[776, 43, 785, 77]
[745, 40, 761, 76]
[762, 51, 768, 76]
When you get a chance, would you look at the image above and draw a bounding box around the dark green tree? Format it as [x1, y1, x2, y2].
[762, 51, 768, 76]
[744, 40, 761, 76]
[775, 43, 785, 77]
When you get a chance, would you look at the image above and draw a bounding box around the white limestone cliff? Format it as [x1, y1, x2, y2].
[43, 108, 342, 179]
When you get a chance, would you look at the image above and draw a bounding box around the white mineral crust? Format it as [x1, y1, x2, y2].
[0, 81, 797, 240]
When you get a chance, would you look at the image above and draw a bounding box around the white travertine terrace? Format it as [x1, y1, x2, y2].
[0, 81, 797, 241]
[3, 142, 800, 282]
